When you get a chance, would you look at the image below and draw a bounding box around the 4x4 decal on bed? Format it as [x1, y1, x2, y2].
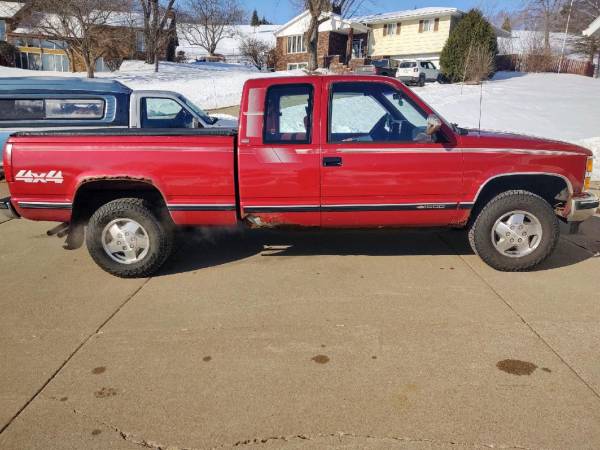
[15, 170, 64, 184]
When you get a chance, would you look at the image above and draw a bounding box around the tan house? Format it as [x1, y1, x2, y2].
[274, 7, 509, 72]
[360, 7, 464, 66]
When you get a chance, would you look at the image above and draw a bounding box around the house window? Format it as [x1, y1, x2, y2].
[287, 62, 307, 70]
[384, 23, 397, 36]
[17, 52, 69, 72]
[287, 35, 306, 54]
[422, 19, 432, 32]
[0, 20, 6, 41]
[95, 56, 109, 72]
[136, 31, 145, 52]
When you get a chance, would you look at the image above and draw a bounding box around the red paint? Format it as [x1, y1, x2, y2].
[4, 75, 592, 229]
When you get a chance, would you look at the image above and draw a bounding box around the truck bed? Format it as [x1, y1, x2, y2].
[5, 128, 240, 226]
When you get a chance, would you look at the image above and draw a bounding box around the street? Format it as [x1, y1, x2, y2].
[1, 180, 600, 449]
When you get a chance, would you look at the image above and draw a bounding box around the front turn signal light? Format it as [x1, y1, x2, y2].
[584, 157, 593, 192]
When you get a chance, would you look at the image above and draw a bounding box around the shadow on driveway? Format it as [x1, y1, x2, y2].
[158, 224, 595, 276]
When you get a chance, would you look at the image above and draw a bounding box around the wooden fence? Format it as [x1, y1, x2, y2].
[497, 54, 596, 77]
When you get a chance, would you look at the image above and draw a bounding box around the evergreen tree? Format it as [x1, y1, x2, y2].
[250, 9, 260, 26]
[260, 16, 271, 25]
[501, 16, 512, 33]
[440, 9, 499, 83]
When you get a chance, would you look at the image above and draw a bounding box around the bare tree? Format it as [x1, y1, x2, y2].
[239, 35, 273, 70]
[179, 0, 244, 57]
[28, 0, 125, 78]
[138, 0, 176, 72]
[523, 0, 566, 50]
[302, 0, 362, 71]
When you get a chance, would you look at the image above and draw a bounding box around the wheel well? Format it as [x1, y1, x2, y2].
[72, 180, 169, 224]
[470, 174, 569, 221]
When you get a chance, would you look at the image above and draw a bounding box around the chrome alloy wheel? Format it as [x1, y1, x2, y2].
[491, 210, 543, 258]
[101, 218, 150, 265]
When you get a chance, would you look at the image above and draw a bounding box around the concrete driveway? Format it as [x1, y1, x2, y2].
[1, 180, 600, 449]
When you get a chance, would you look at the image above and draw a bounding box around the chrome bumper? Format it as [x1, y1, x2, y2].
[565, 193, 599, 222]
[0, 197, 20, 219]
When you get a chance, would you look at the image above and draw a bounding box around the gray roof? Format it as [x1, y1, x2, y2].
[0, 77, 132, 94]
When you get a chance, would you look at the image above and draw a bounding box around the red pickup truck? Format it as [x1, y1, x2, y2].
[1, 75, 597, 277]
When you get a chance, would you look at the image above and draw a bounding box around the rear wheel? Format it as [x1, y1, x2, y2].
[468, 190, 559, 271]
[86, 198, 173, 278]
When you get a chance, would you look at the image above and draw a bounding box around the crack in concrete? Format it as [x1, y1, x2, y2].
[0, 278, 151, 436]
[71, 407, 197, 450]
[222, 431, 530, 449]
[438, 233, 600, 404]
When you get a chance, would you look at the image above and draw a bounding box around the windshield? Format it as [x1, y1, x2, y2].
[177, 95, 217, 124]
[399, 62, 416, 68]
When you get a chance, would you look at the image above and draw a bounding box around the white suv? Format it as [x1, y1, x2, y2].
[396, 60, 440, 86]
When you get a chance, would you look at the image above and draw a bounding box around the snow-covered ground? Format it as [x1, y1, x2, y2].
[414, 72, 600, 179]
[0, 60, 298, 110]
[0, 63, 598, 178]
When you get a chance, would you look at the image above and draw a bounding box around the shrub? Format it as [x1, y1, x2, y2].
[0, 41, 17, 67]
[440, 9, 498, 83]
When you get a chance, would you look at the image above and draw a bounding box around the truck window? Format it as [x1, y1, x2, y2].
[264, 84, 313, 144]
[0, 98, 105, 121]
[329, 82, 428, 143]
[142, 97, 195, 129]
[45, 99, 104, 119]
[0, 99, 44, 120]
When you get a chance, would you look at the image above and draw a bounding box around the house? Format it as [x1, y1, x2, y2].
[358, 7, 464, 66]
[274, 7, 510, 72]
[583, 15, 600, 77]
[177, 24, 279, 65]
[0, 1, 24, 41]
[0, 2, 176, 73]
[274, 10, 369, 71]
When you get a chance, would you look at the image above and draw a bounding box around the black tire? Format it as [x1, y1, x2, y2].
[468, 190, 559, 271]
[418, 74, 426, 87]
[86, 198, 173, 278]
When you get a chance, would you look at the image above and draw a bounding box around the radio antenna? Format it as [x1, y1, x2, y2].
[478, 80, 484, 134]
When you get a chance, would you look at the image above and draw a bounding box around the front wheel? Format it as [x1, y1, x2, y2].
[86, 198, 173, 278]
[468, 190, 559, 271]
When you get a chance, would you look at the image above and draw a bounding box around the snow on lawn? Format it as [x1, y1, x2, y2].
[414, 72, 600, 180]
[0, 60, 299, 111]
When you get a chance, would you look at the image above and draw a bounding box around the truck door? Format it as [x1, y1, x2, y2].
[319, 79, 463, 227]
[237, 80, 321, 227]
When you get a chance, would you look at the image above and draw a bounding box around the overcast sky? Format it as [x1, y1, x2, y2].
[242, 0, 524, 24]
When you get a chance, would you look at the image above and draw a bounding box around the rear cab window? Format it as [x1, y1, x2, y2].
[263, 84, 313, 144]
[0, 98, 106, 121]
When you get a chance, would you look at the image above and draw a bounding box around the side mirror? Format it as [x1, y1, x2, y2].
[426, 114, 442, 136]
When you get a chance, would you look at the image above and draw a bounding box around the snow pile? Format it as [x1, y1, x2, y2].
[414, 72, 600, 179]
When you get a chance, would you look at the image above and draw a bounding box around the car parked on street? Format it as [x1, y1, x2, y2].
[355, 58, 399, 77]
[2, 75, 597, 277]
[0, 77, 235, 177]
[396, 60, 441, 86]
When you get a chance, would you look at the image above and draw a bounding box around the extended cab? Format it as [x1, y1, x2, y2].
[1, 75, 598, 277]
